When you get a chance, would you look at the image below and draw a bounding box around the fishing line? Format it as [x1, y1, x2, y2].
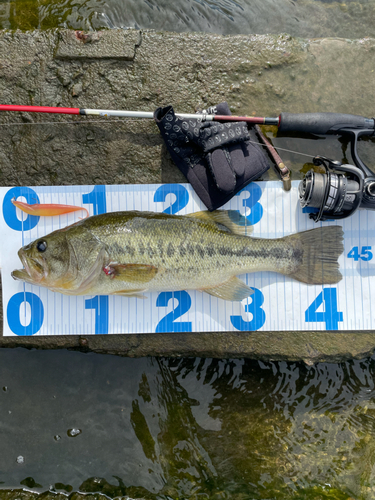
[0, 119, 319, 159]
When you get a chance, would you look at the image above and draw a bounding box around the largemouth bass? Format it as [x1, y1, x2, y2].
[12, 210, 344, 301]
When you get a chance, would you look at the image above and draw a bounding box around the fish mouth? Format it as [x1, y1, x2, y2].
[11, 249, 45, 284]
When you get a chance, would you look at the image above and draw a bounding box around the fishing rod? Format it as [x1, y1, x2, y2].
[0, 104, 373, 164]
[2, 103, 375, 221]
[0, 103, 279, 124]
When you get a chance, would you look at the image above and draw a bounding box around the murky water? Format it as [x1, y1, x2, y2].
[1, 1, 375, 499]
[1, 0, 375, 38]
[2, 348, 375, 499]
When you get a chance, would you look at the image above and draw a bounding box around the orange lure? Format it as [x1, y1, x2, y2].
[12, 198, 89, 218]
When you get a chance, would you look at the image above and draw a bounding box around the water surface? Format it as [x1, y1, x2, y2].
[2, 0, 375, 39]
[1, 349, 375, 499]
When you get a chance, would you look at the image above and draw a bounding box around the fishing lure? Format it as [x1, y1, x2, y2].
[12, 198, 89, 218]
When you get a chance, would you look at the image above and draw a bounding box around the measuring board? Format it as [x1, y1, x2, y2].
[0, 182, 373, 336]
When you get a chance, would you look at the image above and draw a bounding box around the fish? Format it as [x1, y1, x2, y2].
[12, 198, 89, 218]
[11, 210, 344, 301]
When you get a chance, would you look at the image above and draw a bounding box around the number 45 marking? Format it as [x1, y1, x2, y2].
[347, 246, 373, 262]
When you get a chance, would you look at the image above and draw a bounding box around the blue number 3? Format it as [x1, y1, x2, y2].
[234, 183, 263, 225]
[230, 288, 266, 331]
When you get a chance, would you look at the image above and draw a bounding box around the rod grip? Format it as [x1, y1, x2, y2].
[279, 112, 374, 134]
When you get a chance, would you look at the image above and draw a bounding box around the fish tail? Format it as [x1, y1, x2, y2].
[287, 226, 344, 284]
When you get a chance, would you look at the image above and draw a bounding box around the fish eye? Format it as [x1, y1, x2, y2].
[36, 240, 47, 252]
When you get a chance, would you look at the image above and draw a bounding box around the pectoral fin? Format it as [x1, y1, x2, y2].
[104, 263, 158, 283]
[201, 276, 254, 301]
[187, 210, 253, 235]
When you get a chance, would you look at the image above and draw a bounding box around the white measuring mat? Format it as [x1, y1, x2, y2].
[0, 181, 373, 336]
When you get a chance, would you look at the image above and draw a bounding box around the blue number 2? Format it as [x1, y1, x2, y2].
[305, 287, 343, 330]
[155, 291, 192, 332]
[153, 184, 189, 214]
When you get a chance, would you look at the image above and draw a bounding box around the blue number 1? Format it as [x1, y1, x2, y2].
[85, 296, 109, 334]
[82, 185, 107, 215]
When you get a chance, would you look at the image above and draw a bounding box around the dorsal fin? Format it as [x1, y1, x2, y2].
[187, 210, 253, 236]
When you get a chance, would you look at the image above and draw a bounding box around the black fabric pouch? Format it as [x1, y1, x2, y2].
[154, 102, 270, 211]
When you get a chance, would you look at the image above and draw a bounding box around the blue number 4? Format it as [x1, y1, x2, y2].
[305, 288, 343, 330]
[347, 246, 373, 262]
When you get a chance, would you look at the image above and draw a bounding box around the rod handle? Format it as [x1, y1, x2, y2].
[279, 112, 374, 135]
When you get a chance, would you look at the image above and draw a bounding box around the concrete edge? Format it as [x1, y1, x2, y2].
[1, 330, 374, 364]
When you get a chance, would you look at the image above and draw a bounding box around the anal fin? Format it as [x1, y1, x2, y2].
[111, 289, 147, 299]
[201, 276, 254, 301]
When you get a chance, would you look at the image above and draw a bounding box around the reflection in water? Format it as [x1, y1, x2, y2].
[1, 349, 375, 498]
[2, 0, 375, 39]
[153, 358, 375, 498]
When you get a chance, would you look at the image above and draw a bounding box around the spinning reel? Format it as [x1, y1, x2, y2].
[299, 156, 375, 222]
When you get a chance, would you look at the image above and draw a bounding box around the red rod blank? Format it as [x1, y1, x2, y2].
[0, 104, 81, 115]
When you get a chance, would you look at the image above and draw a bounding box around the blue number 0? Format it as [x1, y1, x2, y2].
[234, 183, 263, 225]
[3, 187, 40, 231]
[85, 296, 109, 334]
[230, 287, 266, 331]
[155, 291, 192, 332]
[153, 184, 189, 214]
[7, 292, 44, 336]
